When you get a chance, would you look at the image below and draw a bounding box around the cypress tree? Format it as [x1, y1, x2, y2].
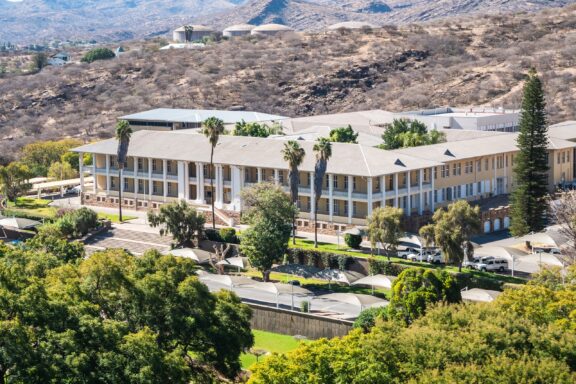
[510, 69, 549, 236]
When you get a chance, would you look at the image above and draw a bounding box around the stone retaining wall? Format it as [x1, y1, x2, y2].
[248, 303, 353, 339]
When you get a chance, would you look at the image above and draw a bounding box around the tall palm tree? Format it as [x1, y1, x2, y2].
[281, 141, 306, 245]
[115, 120, 132, 223]
[202, 117, 225, 229]
[313, 137, 332, 248]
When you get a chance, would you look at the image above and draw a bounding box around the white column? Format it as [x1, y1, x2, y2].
[367, 177, 373, 217]
[184, 162, 190, 200]
[105, 154, 111, 194]
[231, 166, 242, 211]
[216, 165, 224, 208]
[257, 168, 263, 183]
[328, 174, 334, 221]
[394, 173, 399, 208]
[162, 159, 168, 202]
[431, 167, 435, 212]
[381, 175, 386, 207]
[309, 172, 315, 220]
[347, 175, 353, 224]
[418, 169, 424, 215]
[92, 154, 98, 194]
[406, 171, 411, 216]
[197, 163, 205, 203]
[274, 169, 280, 185]
[148, 158, 153, 200]
[134, 156, 138, 201]
[79, 152, 85, 193]
[177, 161, 186, 200]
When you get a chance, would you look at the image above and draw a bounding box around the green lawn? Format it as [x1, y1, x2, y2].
[5, 198, 57, 219]
[241, 330, 309, 369]
[97, 212, 137, 223]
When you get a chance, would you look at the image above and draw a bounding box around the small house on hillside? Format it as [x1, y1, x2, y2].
[173, 25, 214, 43]
[223, 24, 255, 38]
[251, 24, 294, 37]
[47, 51, 71, 66]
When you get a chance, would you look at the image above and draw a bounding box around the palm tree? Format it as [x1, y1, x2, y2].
[312, 137, 332, 248]
[115, 120, 132, 223]
[202, 117, 225, 229]
[281, 141, 306, 245]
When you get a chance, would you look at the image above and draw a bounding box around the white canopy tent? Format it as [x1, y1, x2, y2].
[246, 282, 313, 309]
[196, 271, 255, 289]
[461, 288, 502, 303]
[314, 269, 366, 287]
[163, 248, 201, 262]
[271, 264, 321, 278]
[351, 274, 396, 294]
[216, 256, 249, 271]
[316, 293, 389, 311]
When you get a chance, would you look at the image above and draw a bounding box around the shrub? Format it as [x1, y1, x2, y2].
[353, 307, 389, 332]
[55, 207, 100, 238]
[300, 300, 310, 313]
[204, 228, 222, 242]
[344, 233, 362, 249]
[81, 48, 115, 63]
[368, 258, 410, 276]
[219, 227, 238, 244]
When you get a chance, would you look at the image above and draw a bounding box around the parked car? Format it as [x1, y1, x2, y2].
[475, 258, 508, 272]
[426, 251, 444, 264]
[65, 185, 81, 195]
[464, 256, 494, 269]
[398, 247, 420, 259]
[407, 249, 440, 263]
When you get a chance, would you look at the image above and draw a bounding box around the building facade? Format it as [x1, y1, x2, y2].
[74, 126, 575, 233]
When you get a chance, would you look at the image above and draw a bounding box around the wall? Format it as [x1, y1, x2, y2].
[248, 303, 353, 339]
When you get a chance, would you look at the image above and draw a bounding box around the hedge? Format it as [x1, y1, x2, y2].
[285, 248, 353, 270]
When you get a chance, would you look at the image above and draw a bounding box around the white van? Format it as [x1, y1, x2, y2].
[475, 258, 508, 272]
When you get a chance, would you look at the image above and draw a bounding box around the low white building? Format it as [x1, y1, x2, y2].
[251, 24, 294, 37]
[223, 24, 255, 38]
[173, 25, 215, 43]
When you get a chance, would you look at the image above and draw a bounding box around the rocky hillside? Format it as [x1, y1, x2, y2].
[2, 0, 576, 43]
[1, 5, 576, 163]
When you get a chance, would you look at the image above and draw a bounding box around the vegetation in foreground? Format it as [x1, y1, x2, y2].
[249, 267, 576, 383]
[0, 229, 253, 383]
[240, 330, 308, 370]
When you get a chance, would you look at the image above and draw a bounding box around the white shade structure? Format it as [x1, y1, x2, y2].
[351, 274, 396, 294]
[0, 217, 41, 230]
[247, 282, 313, 309]
[461, 288, 502, 303]
[317, 293, 389, 311]
[314, 269, 366, 285]
[163, 248, 201, 262]
[216, 256, 249, 271]
[196, 272, 254, 289]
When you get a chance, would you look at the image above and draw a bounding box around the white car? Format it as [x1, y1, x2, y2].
[398, 247, 420, 259]
[475, 258, 509, 272]
[427, 251, 443, 264]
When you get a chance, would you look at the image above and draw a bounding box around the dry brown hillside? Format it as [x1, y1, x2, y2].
[1, 5, 576, 163]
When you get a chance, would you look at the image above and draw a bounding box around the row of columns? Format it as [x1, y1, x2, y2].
[83, 154, 436, 221]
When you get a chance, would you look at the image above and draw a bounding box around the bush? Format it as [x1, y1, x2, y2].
[81, 48, 115, 63]
[300, 300, 310, 313]
[344, 233, 362, 249]
[353, 307, 389, 332]
[55, 207, 100, 238]
[368, 258, 410, 276]
[204, 228, 222, 242]
[219, 227, 238, 244]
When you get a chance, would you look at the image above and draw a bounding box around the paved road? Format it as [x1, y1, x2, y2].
[85, 227, 172, 255]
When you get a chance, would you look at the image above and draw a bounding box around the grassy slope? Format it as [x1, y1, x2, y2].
[241, 330, 309, 370]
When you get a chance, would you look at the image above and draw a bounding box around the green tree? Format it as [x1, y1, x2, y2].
[366, 206, 403, 259]
[240, 183, 296, 281]
[281, 140, 306, 244]
[328, 125, 358, 143]
[202, 117, 225, 229]
[389, 268, 461, 324]
[47, 161, 78, 181]
[81, 47, 116, 63]
[31, 52, 48, 72]
[148, 200, 206, 247]
[430, 200, 481, 271]
[115, 120, 132, 222]
[61, 151, 92, 171]
[20, 139, 82, 176]
[510, 69, 550, 236]
[312, 137, 332, 248]
[0, 162, 33, 202]
[379, 119, 445, 150]
[233, 120, 270, 137]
